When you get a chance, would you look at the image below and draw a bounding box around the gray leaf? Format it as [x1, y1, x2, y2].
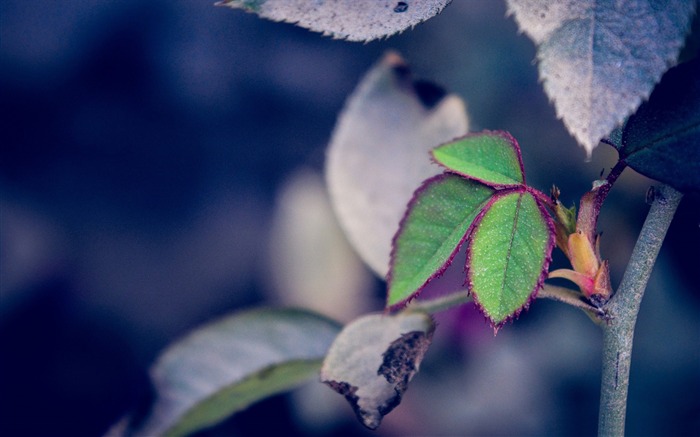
[217, 0, 451, 42]
[320, 312, 434, 429]
[507, 0, 696, 155]
[130, 308, 341, 437]
[326, 51, 469, 277]
[267, 169, 374, 322]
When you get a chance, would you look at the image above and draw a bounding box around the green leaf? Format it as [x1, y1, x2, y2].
[128, 308, 341, 437]
[217, 0, 451, 42]
[387, 174, 494, 308]
[610, 58, 700, 193]
[467, 190, 554, 327]
[431, 130, 525, 187]
[321, 312, 434, 430]
[506, 0, 696, 155]
[327, 52, 469, 277]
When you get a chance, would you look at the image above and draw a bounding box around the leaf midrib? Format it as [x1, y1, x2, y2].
[497, 193, 523, 314]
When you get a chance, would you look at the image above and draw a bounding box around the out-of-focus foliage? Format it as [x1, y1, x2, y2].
[326, 51, 468, 277]
[267, 169, 375, 322]
[123, 308, 340, 437]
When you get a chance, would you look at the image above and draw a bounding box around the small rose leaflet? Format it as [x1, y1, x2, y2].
[388, 131, 556, 328]
[466, 189, 554, 327]
[387, 174, 494, 308]
[431, 130, 525, 187]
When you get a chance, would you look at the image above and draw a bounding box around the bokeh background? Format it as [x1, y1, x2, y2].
[1, 1, 699, 436]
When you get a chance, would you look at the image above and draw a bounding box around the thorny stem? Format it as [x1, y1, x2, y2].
[597, 184, 683, 437]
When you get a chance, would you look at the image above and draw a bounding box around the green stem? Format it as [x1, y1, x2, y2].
[597, 185, 683, 437]
[405, 290, 472, 314]
[406, 284, 600, 317]
[538, 284, 604, 321]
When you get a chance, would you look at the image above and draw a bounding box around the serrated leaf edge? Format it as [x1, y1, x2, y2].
[464, 188, 555, 329]
[430, 130, 526, 188]
[216, 0, 452, 43]
[386, 173, 491, 311]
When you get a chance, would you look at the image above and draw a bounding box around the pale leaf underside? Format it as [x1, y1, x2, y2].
[507, 0, 696, 155]
[326, 52, 468, 277]
[130, 308, 341, 437]
[218, 0, 451, 42]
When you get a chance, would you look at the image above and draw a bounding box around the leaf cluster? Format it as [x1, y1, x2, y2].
[388, 131, 555, 328]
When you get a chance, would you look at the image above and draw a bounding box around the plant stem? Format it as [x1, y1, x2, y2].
[597, 184, 683, 437]
[406, 290, 472, 314]
[407, 284, 600, 317]
[538, 284, 604, 320]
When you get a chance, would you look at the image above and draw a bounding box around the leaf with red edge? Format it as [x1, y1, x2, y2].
[217, 0, 451, 42]
[387, 174, 494, 308]
[431, 130, 525, 188]
[466, 189, 554, 327]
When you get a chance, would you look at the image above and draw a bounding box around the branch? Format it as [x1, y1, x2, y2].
[597, 184, 683, 437]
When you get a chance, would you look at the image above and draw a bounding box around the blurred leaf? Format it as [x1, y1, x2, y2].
[130, 308, 341, 437]
[507, 0, 696, 155]
[610, 58, 700, 193]
[216, 0, 451, 42]
[327, 51, 469, 277]
[467, 190, 554, 327]
[321, 312, 434, 429]
[432, 130, 525, 187]
[387, 174, 493, 308]
[268, 169, 373, 322]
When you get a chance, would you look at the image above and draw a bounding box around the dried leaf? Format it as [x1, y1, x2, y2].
[321, 312, 434, 429]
